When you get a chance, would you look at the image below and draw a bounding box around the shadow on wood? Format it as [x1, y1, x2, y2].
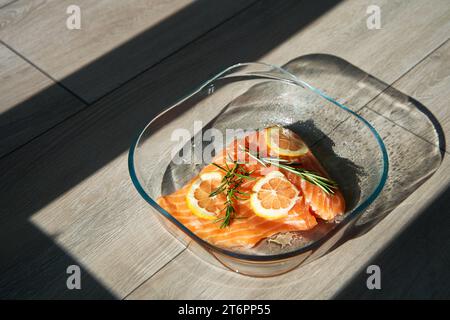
[334, 184, 450, 299]
[0, 0, 342, 298]
[282, 53, 446, 243]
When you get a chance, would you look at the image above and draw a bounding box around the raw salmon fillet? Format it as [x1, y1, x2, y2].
[157, 128, 345, 249]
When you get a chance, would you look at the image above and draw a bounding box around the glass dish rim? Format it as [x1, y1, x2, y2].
[128, 62, 389, 262]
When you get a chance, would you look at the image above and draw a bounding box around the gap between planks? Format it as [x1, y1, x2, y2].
[0, 0, 262, 161]
[122, 247, 187, 300]
[311, 37, 450, 155]
[125, 37, 450, 296]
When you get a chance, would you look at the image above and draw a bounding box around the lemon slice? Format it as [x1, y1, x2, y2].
[265, 126, 309, 157]
[250, 171, 299, 220]
[186, 172, 225, 220]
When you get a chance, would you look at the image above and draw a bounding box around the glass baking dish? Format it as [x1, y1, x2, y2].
[128, 62, 388, 277]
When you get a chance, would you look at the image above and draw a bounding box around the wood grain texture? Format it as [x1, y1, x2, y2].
[0, 43, 85, 157]
[368, 39, 450, 152]
[0, 0, 15, 8]
[128, 110, 450, 300]
[0, 0, 256, 102]
[335, 175, 450, 299]
[0, 141, 186, 298]
[1, 0, 450, 299]
[258, 0, 450, 84]
[0, 0, 448, 154]
[128, 41, 450, 299]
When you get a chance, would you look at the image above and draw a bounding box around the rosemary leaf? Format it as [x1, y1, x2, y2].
[208, 159, 253, 228]
[212, 162, 227, 172]
[243, 150, 338, 195]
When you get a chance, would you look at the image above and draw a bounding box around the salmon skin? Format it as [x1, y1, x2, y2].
[157, 128, 345, 249]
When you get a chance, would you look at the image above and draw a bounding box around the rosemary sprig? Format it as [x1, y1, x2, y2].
[240, 146, 338, 195]
[209, 159, 255, 228]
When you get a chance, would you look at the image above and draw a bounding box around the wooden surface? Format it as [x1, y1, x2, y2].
[0, 0, 449, 299]
[0, 0, 16, 9]
[370, 40, 450, 151]
[0, 0, 256, 102]
[0, 43, 85, 157]
[128, 41, 450, 299]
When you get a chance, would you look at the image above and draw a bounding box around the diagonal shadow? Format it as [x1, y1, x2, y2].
[0, 0, 342, 298]
[334, 184, 450, 299]
[153, 54, 446, 291]
[282, 53, 446, 240]
[0, 0, 260, 157]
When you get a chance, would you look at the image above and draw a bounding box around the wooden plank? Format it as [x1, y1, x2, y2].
[335, 177, 450, 298]
[259, 0, 450, 84]
[0, 0, 257, 103]
[0, 0, 15, 8]
[0, 43, 85, 158]
[127, 110, 450, 300]
[0, 139, 186, 298]
[1, 0, 450, 298]
[368, 39, 450, 152]
[127, 40, 450, 299]
[0, 0, 448, 152]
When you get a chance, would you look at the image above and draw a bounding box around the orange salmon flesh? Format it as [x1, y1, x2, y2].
[157, 128, 345, 249]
